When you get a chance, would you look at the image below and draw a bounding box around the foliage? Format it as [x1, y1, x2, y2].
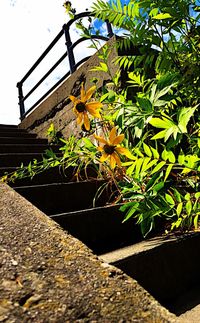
[1, 0, 200, 238]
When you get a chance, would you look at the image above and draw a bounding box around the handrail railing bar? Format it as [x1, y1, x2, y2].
[20, 29, 64, 84]
[22, 71, 71, 119]
[18, 11, 114, 120]
[23, 52, 68, 102]
[63, 11, 93, 31]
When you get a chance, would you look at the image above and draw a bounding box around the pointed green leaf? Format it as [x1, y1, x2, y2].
[143, 143, 152, 157]
[164, 164, 173, 181]
[122, 202, 140, 222]
[151, 146, 159, 159]
[194, 214, 199, 230]
[176, 202, 183, 217]
[149, 118, 172, 129]
[151, 161, 166, 174]
[151, 130, 167, 140]
[168, 151, 176, 163]
[152, 13, 172, 19]
[186, 200, 192, 215]
[165, 193, 175, 206]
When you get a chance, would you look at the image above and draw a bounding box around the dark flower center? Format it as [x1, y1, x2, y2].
[76, 102, 86, 113]
[103, 144, 115, 155]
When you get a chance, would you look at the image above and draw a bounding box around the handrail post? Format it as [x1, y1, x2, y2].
[105, 20, 114, 38]
[63, 24, 76, 74]
[17, 82, 25, 120]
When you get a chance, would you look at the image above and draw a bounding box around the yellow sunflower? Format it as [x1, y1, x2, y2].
[94, 127, 133, 169]
[69, 83, 103, 131]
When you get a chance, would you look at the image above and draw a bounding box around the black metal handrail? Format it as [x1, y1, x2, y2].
[17, 11, 114, 120]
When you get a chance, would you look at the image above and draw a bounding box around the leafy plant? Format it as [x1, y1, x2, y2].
[2, 0, 200, 238]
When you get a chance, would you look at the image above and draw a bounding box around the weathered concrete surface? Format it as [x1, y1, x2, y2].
[0, 182, 177, 322]
[19, 38, 119, 140]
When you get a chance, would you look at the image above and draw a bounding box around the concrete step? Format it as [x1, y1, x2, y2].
[0, 144, 58, 153]
[99, 232, 200, 318]
[0, 137, 48, 145]
[6, 167, 74, 186]
[50, 204, 141, 254]
[0, 132, 37, 138]
[0, 124, 18, 129]
[0, 128, 27, 134]
[14, 180, 112, 215]
[0, 153, 45, 167]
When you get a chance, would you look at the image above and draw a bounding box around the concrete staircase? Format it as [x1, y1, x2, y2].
[0, 124, 142, 255]
[1, 124, 199, 320]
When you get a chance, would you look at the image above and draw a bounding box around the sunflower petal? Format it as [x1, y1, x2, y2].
[113, 134, 124, 145]
[110, 154, 116, 169]
[94, 134, 108, 145]
[69, 95, 77, 103]
[86, 101, 103, 109]
[83, 112, 90, 131]
[109, 127, 117, 144]
[97, 146, 104, 152]
[81, 83, 86, 101]
[86, 104, 102, 119]
[100, 153, 109, 163]
[116, 147, 133, 159]
[84, 86, 96, 101]
[77, 113, 83, 125]
[113, 152, 121, 167]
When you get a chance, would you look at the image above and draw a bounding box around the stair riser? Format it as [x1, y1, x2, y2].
[108, 233, 200, 315]
[0, 132, 37, 138]
[0, 138, 48, 145]
[15, 181, 114, 215]
[0, 124, 18, 129]
[51, 205, 141, 254]
[0, 154, 43, 167]
[0, 145, 57, 153]
[7, 167, 74, 186]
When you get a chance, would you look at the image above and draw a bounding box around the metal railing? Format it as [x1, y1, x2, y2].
[17, 12, 114, 120]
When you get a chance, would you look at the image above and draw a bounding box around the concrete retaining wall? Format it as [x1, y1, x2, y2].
[19, 38, 119, 140]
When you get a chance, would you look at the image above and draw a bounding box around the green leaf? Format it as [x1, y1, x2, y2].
[176, 202, 183, 217]
[135, 158, 144, 179]
[168, 151, 176, 163]
[178, 153, 185, 165]
[173, 188, 182, 203]
[145, 171, 160, 190]
[178, 106, 198, 133]
[186, 200, 192, 216]
[164, 164, 173, 181]
[185, 193, 191, 201]
[194, 214, 199, 230]
[152, 13, 172, 20]
[195, 192, 200, 200]
[153, 181, 164, 193]
[165, 193, 175, 206]
[143, 143, 152, 157]
[122, 202, 140, 222]
[151, 146, 160, 159]
[151, 130, 167, 140]
[149, 117, 173, 129]
[151, 161, 166, 174]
